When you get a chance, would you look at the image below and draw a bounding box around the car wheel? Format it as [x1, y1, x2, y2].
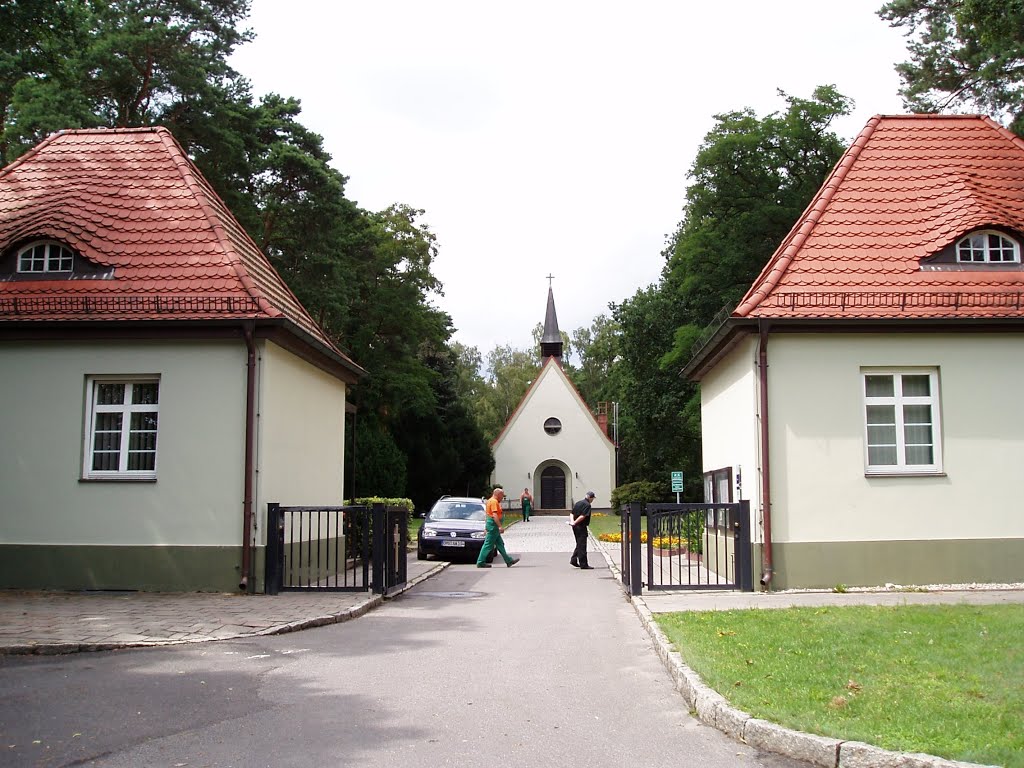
[417, 546, 427, 561]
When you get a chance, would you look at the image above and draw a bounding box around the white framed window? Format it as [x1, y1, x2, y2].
[17, 241, 75, 273]
[862, 368, 942, 475]
[84, 377, 160, 479]
[956, 231, 1019, 263]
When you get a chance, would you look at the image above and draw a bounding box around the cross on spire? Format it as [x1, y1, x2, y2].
[546, 273, 555, 287]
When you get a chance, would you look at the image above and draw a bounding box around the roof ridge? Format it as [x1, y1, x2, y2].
[733, 115, 882, 317]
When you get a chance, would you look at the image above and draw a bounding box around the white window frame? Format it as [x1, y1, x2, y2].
[17, 241, 75, 273]
[83, 376, 160, 480]
[862, 368, 942, 476]
[955, 231, 1020, 264]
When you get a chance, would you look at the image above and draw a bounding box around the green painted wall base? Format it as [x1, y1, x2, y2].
[759, 538, 1024, 591]
[0, 544, 246, 593]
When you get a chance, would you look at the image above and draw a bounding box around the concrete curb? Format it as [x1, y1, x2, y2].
[593, 539, 997, 768]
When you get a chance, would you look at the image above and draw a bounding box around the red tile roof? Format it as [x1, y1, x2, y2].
[0, 127, 361, 370]
[734, 115, 1024, 319]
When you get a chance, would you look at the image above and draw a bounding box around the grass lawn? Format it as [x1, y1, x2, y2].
[588, 512, 622, 539]
[656, 604, 1024, 767]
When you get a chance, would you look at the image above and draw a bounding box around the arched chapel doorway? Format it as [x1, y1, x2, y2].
[540, 466, 566, 509]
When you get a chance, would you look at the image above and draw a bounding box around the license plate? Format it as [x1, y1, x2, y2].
[442, 540, 465, 547]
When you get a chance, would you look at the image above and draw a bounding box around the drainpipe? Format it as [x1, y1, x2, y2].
[240, 322, 257, 592]
[758, 320, 774, 588]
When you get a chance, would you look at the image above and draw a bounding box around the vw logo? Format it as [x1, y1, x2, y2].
[449, 531, 457, 537]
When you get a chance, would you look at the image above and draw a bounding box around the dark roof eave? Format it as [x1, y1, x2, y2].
[681, 317, 757, 382]
[0, 315, 367, 383]
[682, 314, 1024, 381]
[268, 317, 366, 383]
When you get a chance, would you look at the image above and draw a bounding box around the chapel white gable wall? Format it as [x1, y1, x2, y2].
[493, 363, 614, 506]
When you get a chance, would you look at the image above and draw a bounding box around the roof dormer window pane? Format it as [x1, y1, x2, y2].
[956, 232, 1019, 263]
[17, 242, 75, 273]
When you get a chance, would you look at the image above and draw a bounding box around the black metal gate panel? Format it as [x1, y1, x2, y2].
[265, 503, 407, 595]
[621, 501, 752, 594]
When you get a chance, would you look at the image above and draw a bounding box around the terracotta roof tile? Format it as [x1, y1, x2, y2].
[0, 127, 361, 371]
[735, 115, 1024, 319]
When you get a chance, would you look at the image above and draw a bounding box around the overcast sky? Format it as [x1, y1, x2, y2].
[230, 0, 911, 360]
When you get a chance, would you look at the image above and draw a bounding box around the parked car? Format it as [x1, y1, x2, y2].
[417, 496, 495, 562]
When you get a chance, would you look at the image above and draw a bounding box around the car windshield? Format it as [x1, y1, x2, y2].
[429, 501, 486, 521]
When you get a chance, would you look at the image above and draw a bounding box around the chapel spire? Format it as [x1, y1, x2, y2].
[540, 275, 563, 361]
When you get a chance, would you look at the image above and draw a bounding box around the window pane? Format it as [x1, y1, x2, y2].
[128, 429, 157, 451]
[901, 375, 930, 397]
[96, 383, 125, 405]
[903, 403, 932, 424]
[905, 445, 934, 464]
[867, 424, 897, 444]
[868, 445, 898, 465]
[132, 383, 159, 405]
[866, 404, 895, 425]
[127, 451, 156, 471]
[904, 424, 933, 445]
[864, 375, 894, 398]
[92, 451, 119, 471]
[94, 412, 122, 435]
[50, 245, 73, 271]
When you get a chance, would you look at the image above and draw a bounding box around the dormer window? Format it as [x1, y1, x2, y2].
[17, 241, 75, 273]
[956, 231, 1019, 264]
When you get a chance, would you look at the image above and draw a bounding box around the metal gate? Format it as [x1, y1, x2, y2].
[264, 503, 408, 595]
[620, 501, 752, 595]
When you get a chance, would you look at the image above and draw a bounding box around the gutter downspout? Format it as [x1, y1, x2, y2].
[240, 322, 257, 592]
[758, 320, 774, 588]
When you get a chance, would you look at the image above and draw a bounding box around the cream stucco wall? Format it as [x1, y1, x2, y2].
[492, 361, 615, 506]
[256, 341, 347, 522]
[0, 339, 245, 546]
[698, 330, 1024, 589]
[699, 335, 762, 541]
[767, 332, 1024, 544]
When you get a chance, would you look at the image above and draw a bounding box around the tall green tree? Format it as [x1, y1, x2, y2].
[611, 286, 696, 486]
[568, 313, 622, 408]
[477, 345, 539, 442]
[880, 0, 1024, 135]
[613, 87, 851, 490]
[663, 86, 852, 339]
[2, 0, 254, 162]
[3, 0, 490, 504]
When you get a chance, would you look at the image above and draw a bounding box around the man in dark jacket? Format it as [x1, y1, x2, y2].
[569, 491, 596, 569]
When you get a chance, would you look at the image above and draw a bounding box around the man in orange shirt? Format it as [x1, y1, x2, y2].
[476, 487, 520, 568]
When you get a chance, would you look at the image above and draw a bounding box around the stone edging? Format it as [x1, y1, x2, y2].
[593, 538, 996, 768]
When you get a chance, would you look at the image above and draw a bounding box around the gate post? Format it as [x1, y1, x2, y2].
[265, 502, 283, 595]
[629, 501, 643, 596]
[736, 500, 753, 591]
[620, 504, 631, 592]
[371, 503, 386, 594]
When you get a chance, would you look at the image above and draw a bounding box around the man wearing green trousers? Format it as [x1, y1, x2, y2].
[476, 487, 520, 568]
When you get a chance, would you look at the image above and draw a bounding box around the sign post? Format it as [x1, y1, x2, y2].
[670, 470, 684, 503]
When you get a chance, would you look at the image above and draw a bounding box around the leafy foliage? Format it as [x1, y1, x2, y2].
[880, 0, 1024, 135]
[609, 480, 670, 513]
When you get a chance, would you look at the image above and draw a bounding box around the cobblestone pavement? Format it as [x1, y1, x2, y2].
[0, 557, 446, 655]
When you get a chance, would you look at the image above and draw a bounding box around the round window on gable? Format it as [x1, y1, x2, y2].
[543, 417, 562, 436]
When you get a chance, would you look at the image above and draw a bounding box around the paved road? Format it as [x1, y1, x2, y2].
[0, 517, 1016, 767]
[0, 525, 809, 768]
